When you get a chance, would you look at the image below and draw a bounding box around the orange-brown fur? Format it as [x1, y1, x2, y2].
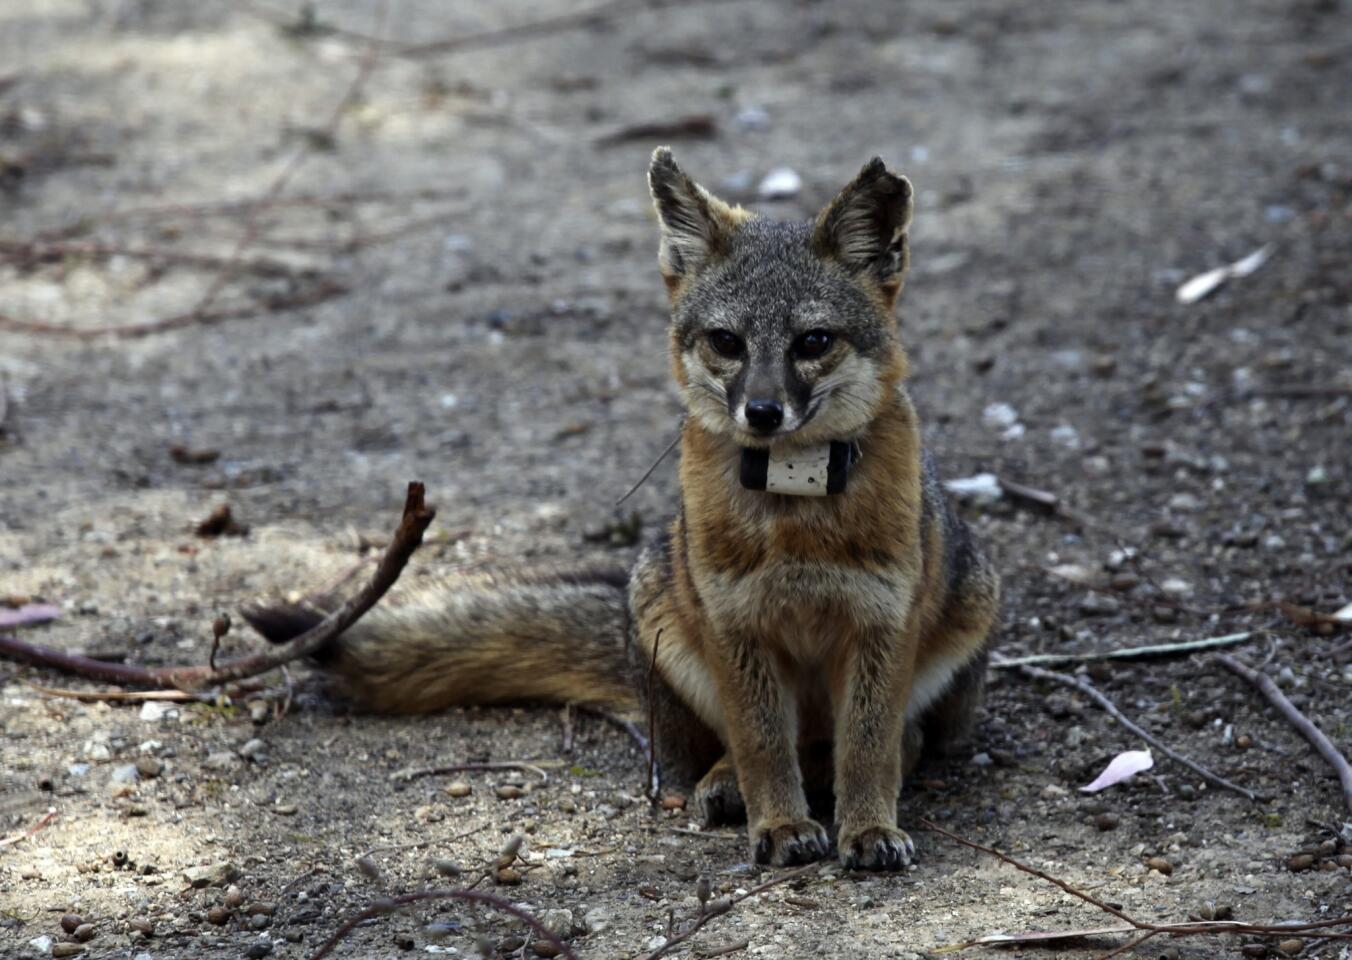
[244, 151, 999, 871]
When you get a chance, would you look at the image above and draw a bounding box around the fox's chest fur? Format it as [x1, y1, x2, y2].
[675, 389, 927, 668]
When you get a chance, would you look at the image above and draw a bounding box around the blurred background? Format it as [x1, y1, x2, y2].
[1, 1, 1350, 957]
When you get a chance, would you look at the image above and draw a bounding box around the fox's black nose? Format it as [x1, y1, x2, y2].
[744, 399, 784, 432]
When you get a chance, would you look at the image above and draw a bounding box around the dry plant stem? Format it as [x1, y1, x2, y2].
[643, 861, 826, 960]
[309, 889, 579, 960]
[991, 631, 1254, 668]
[0, 278, 347, 339]
[188, 1, 388, 324]
[1016, 664, 1264, 802]
[920, 819, 1352, 956]
[0, 810, 56, 848]
[1216, 653, 1352, 815]
[390, 760, 555, 784]
[0, 482, 435, 691]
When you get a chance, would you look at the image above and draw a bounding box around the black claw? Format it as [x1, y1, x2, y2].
[755, 835, 772, 864]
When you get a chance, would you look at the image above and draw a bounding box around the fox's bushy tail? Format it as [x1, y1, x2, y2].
[241, 566, 638, 714]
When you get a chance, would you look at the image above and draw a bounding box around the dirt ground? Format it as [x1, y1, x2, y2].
[2, 1, 1351, 958]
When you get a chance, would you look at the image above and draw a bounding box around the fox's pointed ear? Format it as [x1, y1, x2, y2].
[648, 147, 748, 298]
[812, 158, 913, 306]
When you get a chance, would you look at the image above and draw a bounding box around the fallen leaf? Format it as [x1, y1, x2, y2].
[1080, 749, 1154, 793]
[1175, 245, 1271, 304]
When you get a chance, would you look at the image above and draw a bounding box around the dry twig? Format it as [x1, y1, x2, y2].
[0, 482, 435, 691]
[991, 631, 1254, 668]
[389, 760, 559, 784]
[1015, 663, 1264, 801]
[921, 819, 1352, 957]
[1216, 654, 1352, 815]
[643, 861, 826, 960]
[0, 810, 56, 848]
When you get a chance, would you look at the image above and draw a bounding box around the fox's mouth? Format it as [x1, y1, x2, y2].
[731, 399, 822, 448]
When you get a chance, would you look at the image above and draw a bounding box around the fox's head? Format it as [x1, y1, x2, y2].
[648, 148, 913, 449]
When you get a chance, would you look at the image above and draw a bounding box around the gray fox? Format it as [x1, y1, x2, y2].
[245, 149, 1000, 871]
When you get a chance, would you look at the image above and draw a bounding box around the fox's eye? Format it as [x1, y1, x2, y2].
[707, 330, 745, 358]
[793, 330, 834, 359]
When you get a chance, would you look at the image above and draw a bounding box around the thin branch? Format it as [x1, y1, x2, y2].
[0, 482, 435, 691]
[991, 631, 1254, 669]
[309, 888, 578, 960]
[0, 810, 56, 848]
[390, 760, 559, 784]
[1015, 664, 1264, 802]
[921, 819, 1352, 957]
[643, 862, 826, 960]
[1216, 654, 1352, 815]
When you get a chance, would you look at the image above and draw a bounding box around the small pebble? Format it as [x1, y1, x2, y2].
[496, 784, 523, 800]
[445, 781, 472, 798]
[1235, 734, 1253, 750]
[393, 933, 415, 950]
[1335, 854, 1352, 868]
[355, 855, 381, 880]
[128, 918, 155, 936]
[60, 915, 83, 934]
[1093, 813, 1120, 831]
[532, 941, 561, 958]
[249, 914, 269, 931]
[224, 885, 244, 909]
[135, 756, 163, 779]
[52, 944, 85, 958]
[244, 902, 275, 917]
[1277, 939, 1305, 956]
[498, 935, 526, 953]
[244, 943, 273, 959]
[432, 859, 462, 878]
[660, 793, 686, 811]
[495, 866, 522, 885]
[72, 924, 95, 943]
[1241, 945, 1269, 958]
[208, 906, 231, 926]
[1145, 856, 1173, 875]
[1288, 853, 1315, 872]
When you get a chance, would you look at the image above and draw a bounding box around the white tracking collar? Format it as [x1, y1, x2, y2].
[740, 441, 859, 497]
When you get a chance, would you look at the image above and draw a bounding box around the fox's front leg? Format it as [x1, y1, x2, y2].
[833, 631, 917, 871]
[712, 631, 829, 866]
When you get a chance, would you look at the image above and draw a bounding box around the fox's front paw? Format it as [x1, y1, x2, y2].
[694, 765, 746, 826]
[751, 818, 830, 866]
[838, 823, 915, 871]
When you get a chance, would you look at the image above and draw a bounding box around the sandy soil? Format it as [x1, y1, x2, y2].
[2, 1, 1351, 958]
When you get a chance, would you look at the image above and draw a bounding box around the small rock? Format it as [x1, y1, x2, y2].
[128, 918, 155, 936]
[1078, 593, 1120, 617]
[432, 859, 462, 878]
[1277, 939, 1305, 956]
[52, 944, 85, 958]
[498, 935, 526, 953]
[532, 941, 561, 958]
[72, 925, 94, 943]
[203, 751, 238, 771]
[540, 908, 575, 939]
[238, 739, 268, 761]
[445, 781, 472, 798]
[496, 784, 523, 800]
[1167, 492, 1202, 512]
[757, 167, 801, 200]
[970, 752, 993, 767]
[495, 867, 522, 885]
[981, 402, 1019, 429]
[244, 943, 272, 959]
[355, 855, 381, 880]
[249, 914, 269, 931]
[1040, 784, 1069, 800]
[60, 915, 83, 934]
[660, 793, 686, 811]
[1094, 813, 1120, 831]
[208, 906, 231, 925]
[110, 763, 140, 785]
[1288, 853, 1316, 872]
[1335, 854, 1352, 868]
[1235, 734, 1253, 750]
[224, 886, 244, 909]
[244, 902, 275, 917]
[135, 756, 163, 779]
[582, 907, 611, 934]
[393, 933, 415, 950]
[1145, 856, 1173, 875]
[183, 861, 240, 888]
